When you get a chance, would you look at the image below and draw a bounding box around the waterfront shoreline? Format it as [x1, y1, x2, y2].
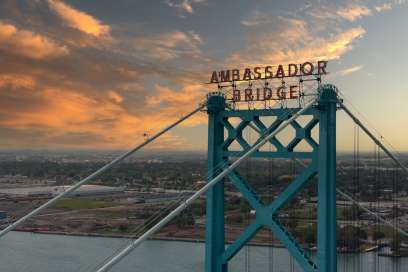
[13, 230, 408, 255]
[12, 229, 286, 248]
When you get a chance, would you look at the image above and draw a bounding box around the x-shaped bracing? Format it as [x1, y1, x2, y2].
[221, 161, 318, 272]
[221, 109, 318, 159]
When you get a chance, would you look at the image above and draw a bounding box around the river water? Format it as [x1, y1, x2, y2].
[0, 232, 407, 272]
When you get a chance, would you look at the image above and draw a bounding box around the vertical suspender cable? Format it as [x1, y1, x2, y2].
[94, 98, 318, 272]
[245, 129, 250, 272]
[335, 189, 408, 238]
[376, 145, 380, 270]
[357, 126, 362, 272]
[373, 143, 379, 272]
[0, 104, 205, 239]
[290, 159, 295, 272]
[340, 102, 408, 179]
[340, 101, 408, 237]
[342, 161, 347, 272]
[352, 124, 357, 269]
[268, 144, 274, 272]
[393, 167, 397, 260]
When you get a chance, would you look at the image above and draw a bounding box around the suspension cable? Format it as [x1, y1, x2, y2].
[268, 143, 274, 272]
[88, 137, 246, 272]
[340, 101, 408, 178]
[81, 181, 205, 272]
[92, 98, 318, 272]
[375, 144, 380, 270]
[0, 104, 205, 239]
[337, 90, 405, 162]
[247, 121, 385, 247]
[248, 106, 408, 250]
[91, 94, 316, 271]
[293, 156, 408, 239]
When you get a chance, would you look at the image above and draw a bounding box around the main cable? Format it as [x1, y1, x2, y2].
[0, 104, 205, 239]
[93, 98, 319, 272]
[81, 181, 205, 272]
[92, 97, 317, 272]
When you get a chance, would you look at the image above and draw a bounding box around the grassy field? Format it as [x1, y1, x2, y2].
[54, 198, 113, 210]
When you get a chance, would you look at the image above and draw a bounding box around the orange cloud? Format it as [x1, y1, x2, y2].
[107, 90, 124, 103]
[279, 19, 310, 43]
[323, 27, 366, 59]
[0, 82, 207, 149]
[0, 2, 375, 151]
[0, 74, 37, 89]
[0, 21, 69, 59]
[148, 83, 207, 127]
[47, 0, 110, 37]
[229, 23, 366, 66]
[336, 6, 372, 21]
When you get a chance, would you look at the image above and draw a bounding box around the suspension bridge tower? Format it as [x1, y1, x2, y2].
[205, 84, 339, 272]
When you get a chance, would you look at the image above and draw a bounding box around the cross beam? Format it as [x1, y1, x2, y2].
[223, 167, 318, 271]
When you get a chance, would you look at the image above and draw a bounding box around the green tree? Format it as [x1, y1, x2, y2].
[176, 208, 195, 228]
[118, 223, 128, 232]
[337, 225, 367, 251]
[342, 204, 363, 219]
[240, 200, 251, 213]
[372, 230, 385, 241]
[302, 223, 317, 246]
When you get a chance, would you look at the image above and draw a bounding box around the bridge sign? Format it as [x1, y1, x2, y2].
[209, 60, 328, 104]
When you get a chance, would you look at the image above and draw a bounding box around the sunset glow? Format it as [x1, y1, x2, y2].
[0, 0, 407, 151]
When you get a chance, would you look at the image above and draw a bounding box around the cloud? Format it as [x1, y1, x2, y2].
[0, 74, 36, 89]
[307, 4, 372, 23]
[47, 0, 110, 37]
[0, 21, 69, 59]
[130, 30, 204, 61]
[375, 3, 392, 12]
[322, 27, 366, 59]
[148, 83, 207, 127]
[241, 10, 266, 27]
[238, 14, 352, 63]
[165, 0, 207, 14]
[107, 90, 124, 104]
[0, 16, 209, 149]
[229, 15, 366, 66]
[0, 82, 203, 149]
[0, 21, 207, 149]
[336, 5, 372, 21]
[337, 65, 363, 76]
[0, 38, 207, 150]
[152, 83, 205, 108]
[279, 18, 310, 43]
[0, 1, 374, 150]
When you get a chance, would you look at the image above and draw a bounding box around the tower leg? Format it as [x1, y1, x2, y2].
[205, 95, 227, 272]
[317, 87, 337, 272]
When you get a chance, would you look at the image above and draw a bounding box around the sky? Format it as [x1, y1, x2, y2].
[0, 0, 407, 152]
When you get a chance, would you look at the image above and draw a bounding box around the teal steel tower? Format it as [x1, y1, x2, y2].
[205, 85, 338, 272]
